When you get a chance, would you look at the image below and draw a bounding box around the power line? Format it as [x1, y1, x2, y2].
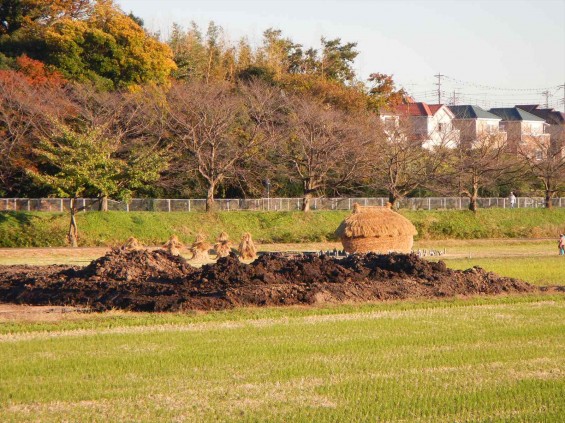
[541, 90, 552, 108]
[442, 75, 560, 92]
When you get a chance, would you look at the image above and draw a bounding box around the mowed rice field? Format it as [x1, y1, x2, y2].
[0, 240, 564, 422]
[0, 296, 563, 422]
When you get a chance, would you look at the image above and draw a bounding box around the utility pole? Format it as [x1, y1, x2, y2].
[434, 73, 443, 104]
[559, 83, 565, 112]
[449, 90, 459, 105]
[541, 90, 552, 108]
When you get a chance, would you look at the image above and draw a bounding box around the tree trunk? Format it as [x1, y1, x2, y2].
[206, 184, 216, 212]
[98, 195, 108, 212]
[68, 197, 78, 248]
[302, 191, 316, 212]
[545, 191, 553, 209]
[468, 180, 479, 213]
[388, 192, 397, 208]
[468, 196, 477, 212]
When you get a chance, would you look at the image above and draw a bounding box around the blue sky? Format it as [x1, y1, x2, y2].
[116, 0, 565, 110]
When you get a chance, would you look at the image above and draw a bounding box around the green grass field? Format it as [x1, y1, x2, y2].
[1, 296, 563, 422]
[443, 256, 565, 286]
[1, 233, 564, 421]
[1, 208, 564, 247]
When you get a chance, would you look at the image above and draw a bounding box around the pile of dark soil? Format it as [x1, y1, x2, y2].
[0, 248, 535, 312]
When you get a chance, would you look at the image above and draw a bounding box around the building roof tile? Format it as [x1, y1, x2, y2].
[448, 105, 501, 120]
[489, 107, 545, 122]
[396, 102, 447, 117]
[515, 105, 565, 125]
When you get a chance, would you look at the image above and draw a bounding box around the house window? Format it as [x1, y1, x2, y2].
[438, 122, 449, 132]
[535, 150, 544, 161]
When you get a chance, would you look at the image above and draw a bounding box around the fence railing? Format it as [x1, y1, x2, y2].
[0, 197, 562, 212]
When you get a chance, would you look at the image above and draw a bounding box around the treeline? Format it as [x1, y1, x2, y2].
[0, 0, 562, 214]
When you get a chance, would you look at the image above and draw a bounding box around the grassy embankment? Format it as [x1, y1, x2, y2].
[1, 295, 563, 422]
[1, 208, 564, 247]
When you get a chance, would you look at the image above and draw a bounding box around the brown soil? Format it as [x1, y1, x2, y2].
[0, 247, 535, 312]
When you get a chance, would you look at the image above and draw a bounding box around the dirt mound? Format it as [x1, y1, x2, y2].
[78, 247, 194, 282]
[0, 250, 535, 312]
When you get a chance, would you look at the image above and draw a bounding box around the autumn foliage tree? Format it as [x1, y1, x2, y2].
[163, 80, 284, 211]
[518, 133, 565, 208]
[368, 117, 445, 207]
[1, 0, 176, 89]
[0, 62, 69, 195]
[27, 120, 166, 246]
[438, 133, 519, 212]
[277, 96, 371, 211]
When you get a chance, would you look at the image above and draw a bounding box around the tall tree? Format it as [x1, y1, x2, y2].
[438, 132, 518, 212]
[26, 119, 166, 246]
[0, 65, 68, 195]
[163, 80, 283, 211]
[168, 22, 208, 81]
[367, 73, 406, 112]
[518, 133, 565, 208]
[66, 83, 168, 209]
[319, 37, 358, 83]
[278, 96, 369, 211]
[368, 117, 446, 207]
[1, 0, 176, 89]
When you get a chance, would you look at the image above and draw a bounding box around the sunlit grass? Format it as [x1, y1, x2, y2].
[441, 256, 565, 286]
[1, 208, 564, 247]
[1, 295, 563, 422]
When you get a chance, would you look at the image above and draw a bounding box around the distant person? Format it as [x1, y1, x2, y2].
[559, 234, 565, 256]
[509, 192, 516, 208]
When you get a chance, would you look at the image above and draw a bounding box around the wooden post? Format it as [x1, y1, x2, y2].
[167, 199, 171, 212]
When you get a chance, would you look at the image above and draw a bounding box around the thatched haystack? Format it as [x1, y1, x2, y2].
[238, 232, 257, 260]
[335, 203, 417, 253]
[163, 235, 184, 256]
[190, 233, 211, 260]
[214, 231, 232, 258]
[123, 236, 144, 250]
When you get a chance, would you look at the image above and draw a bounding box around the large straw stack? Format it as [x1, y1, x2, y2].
[335, 203, 417, 253]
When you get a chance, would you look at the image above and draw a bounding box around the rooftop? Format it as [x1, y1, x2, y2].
[515, 105, 565, 125]
[396, 102, 448, 117]
[448, 105, 501, 120]
[489, 107, 546, 122]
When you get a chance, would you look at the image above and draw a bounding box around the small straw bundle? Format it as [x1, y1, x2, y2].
[238, 232, 257, 260]
[163, 234, 184, 256]
[122, 236, 144, 250]
[190, 233, 211, 260]
[214, 231, 232, 258]
[335, 203, 417, 253]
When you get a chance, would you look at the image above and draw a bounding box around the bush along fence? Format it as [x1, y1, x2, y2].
[0, 197, 563, 212]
